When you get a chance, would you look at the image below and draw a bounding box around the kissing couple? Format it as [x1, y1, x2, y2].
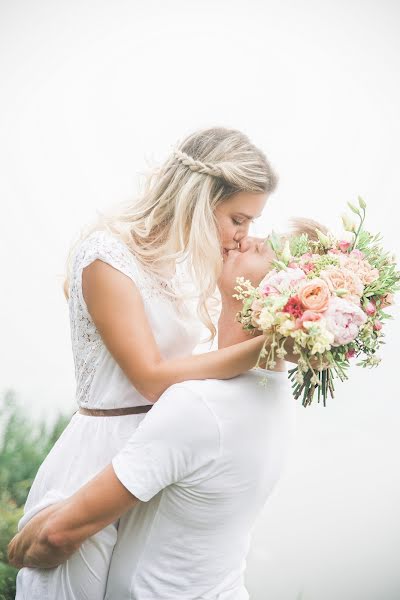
[9, 127, 323, 599]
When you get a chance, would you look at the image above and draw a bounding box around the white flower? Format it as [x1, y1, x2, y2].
[276, 313, 296, 336]
[310, 338, 332, 355]
[292, 329, 309, 348]
[276, 347, 287, 358]
[258, 307, 275, 331]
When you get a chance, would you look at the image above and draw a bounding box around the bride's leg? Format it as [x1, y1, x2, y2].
[16, 521, 118, 600]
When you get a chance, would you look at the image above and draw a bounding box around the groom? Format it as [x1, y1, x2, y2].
[8, 240, 297, 599]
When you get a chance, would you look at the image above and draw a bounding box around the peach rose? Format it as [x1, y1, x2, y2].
[320, 267, 364, 305]
[357, 264, 379, 285]
[298, 278, 331, 312]
[339, 256, 379, 285]
[380, 292, 394, 308]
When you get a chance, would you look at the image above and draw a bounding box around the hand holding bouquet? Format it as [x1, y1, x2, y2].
[234, 198, 400, 406]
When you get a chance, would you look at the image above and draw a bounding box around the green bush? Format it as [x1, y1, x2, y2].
[0, 389, 71, 599]
[0, 562, 18, 600]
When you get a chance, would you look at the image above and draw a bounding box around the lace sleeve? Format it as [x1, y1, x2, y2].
[72, 229, 144, 318]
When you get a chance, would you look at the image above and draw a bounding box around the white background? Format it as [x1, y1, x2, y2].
[1, 1, 400, 598]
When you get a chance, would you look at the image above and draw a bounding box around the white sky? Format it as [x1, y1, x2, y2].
[1, 1, 400, 598]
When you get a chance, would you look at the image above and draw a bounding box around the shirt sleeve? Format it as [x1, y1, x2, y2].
[112, 384, 221, 502]
[73, 230, 144, 318]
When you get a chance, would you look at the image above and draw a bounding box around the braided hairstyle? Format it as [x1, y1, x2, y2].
[63, 127, 278, 341]
[173, 148, 275, 191]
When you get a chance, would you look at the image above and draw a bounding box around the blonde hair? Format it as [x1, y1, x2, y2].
[284, 216, 329, 242]
[63, 127, 278, 340]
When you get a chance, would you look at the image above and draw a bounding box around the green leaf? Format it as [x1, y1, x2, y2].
[266, 230, 283, 254]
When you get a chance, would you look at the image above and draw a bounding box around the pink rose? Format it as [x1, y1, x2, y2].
[298, 278, 331, 312]
[300, 261, 315, 274]
[295, 310, 323, 330]
[324, 296, 367, 346]
[373, 320, 383, 331]
[262, 267, 306, 293]
[346, 348, 356, 359]
[350, 249, 364, 259]
[261, 283, 279, 296]
[364, 301, 376, 316]
[338, 240, 351, 253]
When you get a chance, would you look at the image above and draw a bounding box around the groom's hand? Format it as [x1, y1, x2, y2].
[7, 465, 138, 569]
[7, 501, 77, 569]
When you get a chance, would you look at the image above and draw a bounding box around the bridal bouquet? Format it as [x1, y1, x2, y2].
[234, 198, 400, 406]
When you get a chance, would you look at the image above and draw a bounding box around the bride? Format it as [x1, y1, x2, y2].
[13, 126, 280, 599]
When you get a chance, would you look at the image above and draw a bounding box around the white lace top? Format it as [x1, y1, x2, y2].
[68, 229, 202, 409]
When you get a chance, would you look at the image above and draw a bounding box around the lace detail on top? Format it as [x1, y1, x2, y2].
[68, 229, 183, 406]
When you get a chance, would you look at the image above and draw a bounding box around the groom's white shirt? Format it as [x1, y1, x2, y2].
[107, 369, 295, 600]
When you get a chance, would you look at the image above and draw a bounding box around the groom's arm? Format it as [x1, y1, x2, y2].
[9, 387, 219, 571]
[8, 465, 138, 569]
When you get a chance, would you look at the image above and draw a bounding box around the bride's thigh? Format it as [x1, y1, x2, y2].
[16, 523, 118, 600]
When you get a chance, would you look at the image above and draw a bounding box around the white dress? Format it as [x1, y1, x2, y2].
[15, 229, 201, 600]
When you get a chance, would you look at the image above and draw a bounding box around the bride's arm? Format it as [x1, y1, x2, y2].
[217, 293, 298, 367]
[82, 261, 269, 403]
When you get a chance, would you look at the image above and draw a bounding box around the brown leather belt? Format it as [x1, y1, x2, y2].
[78, 405, 153, 417]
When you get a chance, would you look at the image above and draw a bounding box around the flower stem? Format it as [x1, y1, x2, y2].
[351, 207, 366, 250]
